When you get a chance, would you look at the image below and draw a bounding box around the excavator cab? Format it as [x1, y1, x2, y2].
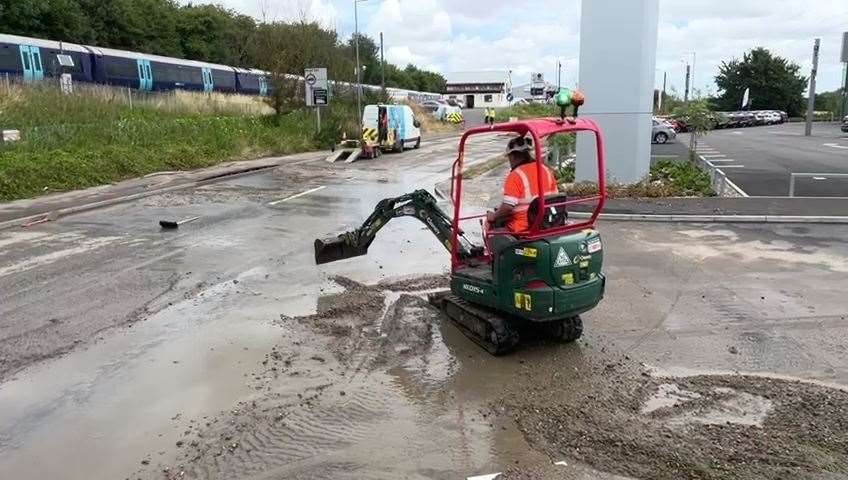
[315, 90, 608, 354]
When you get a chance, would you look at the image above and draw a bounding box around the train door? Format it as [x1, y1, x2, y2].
[136, 59, 152, 90]
[30, 47, 44, 81]
[19, 45, 43, 83]
[258, 76, 268, 96]
[201, 68, 213, 92]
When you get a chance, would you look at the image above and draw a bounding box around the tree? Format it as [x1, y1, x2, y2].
[672, 100, 715, 158]
[714, 48, 807, 116]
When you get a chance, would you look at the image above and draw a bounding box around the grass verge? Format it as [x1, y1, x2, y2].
[0, 84, 365, 201]
[563, 159, 715, 198]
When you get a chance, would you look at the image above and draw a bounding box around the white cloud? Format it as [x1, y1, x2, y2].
[195, 0, 848, 93]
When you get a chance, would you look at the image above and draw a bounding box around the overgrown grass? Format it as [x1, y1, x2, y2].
[499, 103, 560, 120]
[563, 159, 715, 198]
[0, 84, 362, 201]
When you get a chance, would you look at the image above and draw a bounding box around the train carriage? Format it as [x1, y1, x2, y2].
[0, 33, 94, 83]
[87, 46, 237, 93]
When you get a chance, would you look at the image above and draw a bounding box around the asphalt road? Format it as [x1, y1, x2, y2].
[695, 122, 848, 197]
[1, 133, 848, 479]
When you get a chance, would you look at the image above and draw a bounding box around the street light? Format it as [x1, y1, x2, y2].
[354, 0, 371, 135]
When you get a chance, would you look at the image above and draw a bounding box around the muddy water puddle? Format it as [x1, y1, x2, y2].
[0, 267, 339, 479]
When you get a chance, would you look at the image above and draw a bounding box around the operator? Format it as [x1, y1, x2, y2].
[486, 135, 558, 233]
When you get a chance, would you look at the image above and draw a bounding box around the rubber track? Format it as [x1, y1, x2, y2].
[429, 292, 519, 355]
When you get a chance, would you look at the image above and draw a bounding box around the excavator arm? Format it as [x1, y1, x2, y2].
[314, 189, 480, 265]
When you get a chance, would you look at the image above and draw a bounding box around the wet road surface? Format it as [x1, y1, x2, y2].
[1, 132, 848, 479]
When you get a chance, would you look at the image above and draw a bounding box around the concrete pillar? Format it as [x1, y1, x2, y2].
[575, 0, 659, 184]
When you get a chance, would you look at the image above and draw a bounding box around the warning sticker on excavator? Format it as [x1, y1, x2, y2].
[562, 273, 575, 285]
[514, 292, 532, 311]
[515, 247, 538, 258]
[554, 247, 571, 267]
[587, 239, 602, 253]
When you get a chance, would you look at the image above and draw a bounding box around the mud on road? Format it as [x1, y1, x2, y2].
[150, 275, 848, 480]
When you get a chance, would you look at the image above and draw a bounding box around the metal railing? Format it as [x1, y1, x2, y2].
[789, 173, 848, 197]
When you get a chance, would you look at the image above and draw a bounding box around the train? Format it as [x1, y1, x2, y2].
[0, 33, 440, 103]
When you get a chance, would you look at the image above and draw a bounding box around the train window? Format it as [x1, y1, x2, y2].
[180, 66, 202, 85]
[212, 69, 235, 89]
[240, 74, 259, 90]
[71, 53, 84, 74]
[32, 51, 42, 70]
[105, 57, 138, 78]
[0, 45, 21, 70]
[152, 62, 179, 83]
[22, 51, 31, 70]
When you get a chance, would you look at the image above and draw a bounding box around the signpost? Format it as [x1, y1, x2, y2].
[305, 68, 328, 132]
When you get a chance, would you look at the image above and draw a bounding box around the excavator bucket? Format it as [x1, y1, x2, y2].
[314, 235, 369, 265]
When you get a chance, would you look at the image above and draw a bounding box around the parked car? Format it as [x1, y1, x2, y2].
[842, 115, 848, 133]
[652, 119, 676, 144]
[419, 100, 440, 112]
[778, 111, 789, 123]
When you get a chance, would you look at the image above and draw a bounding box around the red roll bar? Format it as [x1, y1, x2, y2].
[449, 117, 607, 271]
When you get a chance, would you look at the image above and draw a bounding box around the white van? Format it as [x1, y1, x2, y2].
[362, 104, 421, 151]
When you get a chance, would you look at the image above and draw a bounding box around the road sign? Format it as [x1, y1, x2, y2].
[506, 92, 514, 102]
[304, 68, 328, 107]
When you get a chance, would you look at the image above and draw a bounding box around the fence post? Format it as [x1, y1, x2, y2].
[127, 87, 133, 109]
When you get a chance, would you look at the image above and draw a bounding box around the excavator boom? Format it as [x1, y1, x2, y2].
[314, 189, 478, 265]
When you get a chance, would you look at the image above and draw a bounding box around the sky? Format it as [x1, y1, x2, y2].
[198, 0, 848, 95]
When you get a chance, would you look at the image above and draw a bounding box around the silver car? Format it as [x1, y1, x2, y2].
[652, 119, 676, 144]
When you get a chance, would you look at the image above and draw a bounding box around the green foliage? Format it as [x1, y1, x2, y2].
[0, 85, 335, 201]
[814, 89, 846, 116]
[0, 0, 444, 91]
[714, 48, 807, 116]
[649, 159, 714, 196]
[501, 103, 560, 119]
[672, 99, 715, 155]
[563, 159, 715, 198]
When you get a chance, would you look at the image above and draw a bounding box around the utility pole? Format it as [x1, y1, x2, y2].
[684, 64, 691, 102]
[805, 38, 820, 137]
[380, 32, 385, 92]
[557, 60, 562, 91]
[354, 0, 363, 134]
[660, 70, 667, 112]
[691, 51, 696, 98]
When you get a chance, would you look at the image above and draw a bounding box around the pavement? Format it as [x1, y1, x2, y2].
[693, 122, 848, 197]
[2, 132, 848, 479]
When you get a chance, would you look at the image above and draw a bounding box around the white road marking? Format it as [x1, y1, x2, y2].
[707, 159, 736, 163]
[823, 143, 848, 150]
[813, 176, 828, 181]
[268, 186, 326, 205]
[716, 165, 745, 169]
[467, 474, 501, 480]
[701, 154, 726, 158]
[732, 131, 744, 135]
[0, 236, 122, 278]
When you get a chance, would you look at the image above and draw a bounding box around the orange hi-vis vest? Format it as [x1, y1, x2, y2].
[502, 161, 558, 233]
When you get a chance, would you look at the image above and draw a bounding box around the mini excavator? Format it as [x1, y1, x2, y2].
[314, 90, 608, 354]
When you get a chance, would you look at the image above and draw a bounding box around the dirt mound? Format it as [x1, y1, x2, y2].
[495, 349, 848, 480]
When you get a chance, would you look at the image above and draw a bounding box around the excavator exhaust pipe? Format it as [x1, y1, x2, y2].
[314, 236, 369, 265]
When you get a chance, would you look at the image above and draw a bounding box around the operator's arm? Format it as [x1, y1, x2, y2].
[486, 170, 521, 226]
[486, 203, 514, 225]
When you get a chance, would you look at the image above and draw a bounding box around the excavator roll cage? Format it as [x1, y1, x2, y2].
[313, 117, 607, 268]
[450, 118, 607, 271]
